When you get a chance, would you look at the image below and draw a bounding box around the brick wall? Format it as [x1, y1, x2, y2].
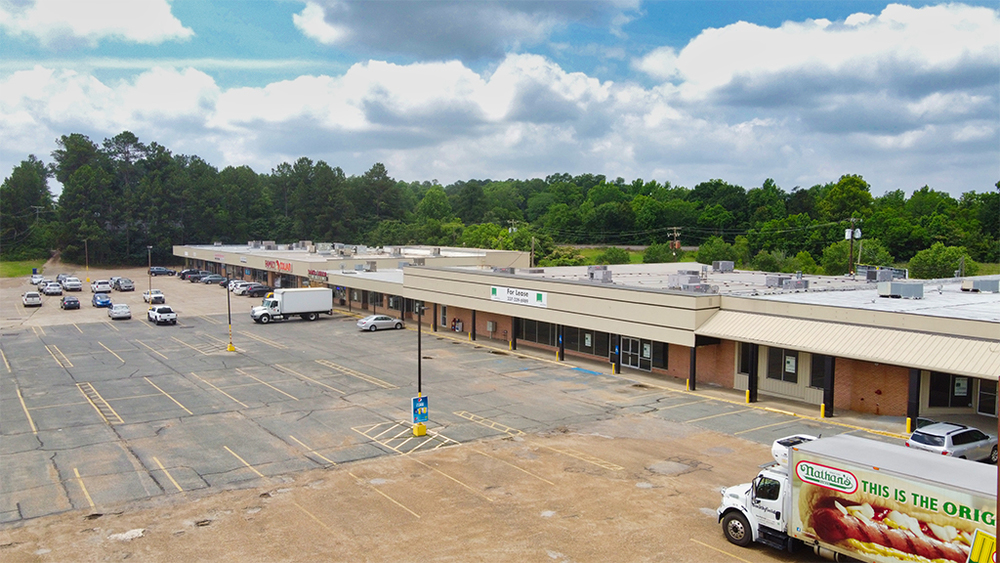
[834, 358, 908, 416]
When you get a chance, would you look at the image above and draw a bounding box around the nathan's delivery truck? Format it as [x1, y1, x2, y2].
[251, 287, 333, 324]
[718, 434, 996, 563]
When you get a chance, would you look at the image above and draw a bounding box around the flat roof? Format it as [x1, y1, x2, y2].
[182, 243, 491, 262]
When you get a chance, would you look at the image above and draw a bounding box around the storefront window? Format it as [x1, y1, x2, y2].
[810, 354, 832, 389]
[928, 372, 972, 408]
[767, 348, 798, 383]
[738, 342, 752, 375]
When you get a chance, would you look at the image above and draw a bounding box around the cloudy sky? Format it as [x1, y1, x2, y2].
[1, 0, 997, 197]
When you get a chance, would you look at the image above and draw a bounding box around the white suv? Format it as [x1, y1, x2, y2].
[91, 280, 112, 293]
[62, 277, 83, 291]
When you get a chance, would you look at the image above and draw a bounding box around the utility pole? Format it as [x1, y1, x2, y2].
[530, 236, 535, 267]
[670, 226, 681, 257]
[30, 206, 43, 222]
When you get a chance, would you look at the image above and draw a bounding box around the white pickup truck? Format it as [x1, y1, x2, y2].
[147, 305, 177, 325]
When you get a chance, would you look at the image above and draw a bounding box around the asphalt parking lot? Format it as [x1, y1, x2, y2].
[0, 263, 911, 562]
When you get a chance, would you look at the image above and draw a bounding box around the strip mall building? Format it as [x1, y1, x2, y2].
[174, 242, 1000, 431]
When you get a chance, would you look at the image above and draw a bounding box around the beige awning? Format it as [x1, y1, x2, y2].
[696, 310, 1000, 381]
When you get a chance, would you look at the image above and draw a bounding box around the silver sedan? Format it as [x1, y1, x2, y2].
[356, 314, 403, 331]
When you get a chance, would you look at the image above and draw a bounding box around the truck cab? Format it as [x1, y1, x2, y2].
[717, 435, 814, 550]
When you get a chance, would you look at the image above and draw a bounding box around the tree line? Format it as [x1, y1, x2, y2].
[1, 131, 997, 279]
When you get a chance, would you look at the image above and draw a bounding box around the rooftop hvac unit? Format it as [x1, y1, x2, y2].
[589, 268, 612, 283]
[766, 275, 790, 288]
[876, 269, 893, 282]
[782, 279, 809, 290]
[712, 261, 734, 273]
[398, 261, 410, 269]
[668, 274, 700, 288]
[264, 243, 277, 250]
[248, 240, 261, 248]
[432, 247, 441, 256]
[300, 240, 312, 247]
[492, 267, 515, 274]
[213, 241, 223, 246]
[525, 268, 544, 274]
[307, 245, 316, 253]
[334, 243, 344, 250]
[878, 281, 923, 299]
[366, 261, 377, 272]
[354, 264, 365, 271]
[412, 257, 425, 266]
[961, 279, 1000, 293]
[355, 245, 368, 254]
[677, 269, 700, 276]
[682, 283, 713, 293]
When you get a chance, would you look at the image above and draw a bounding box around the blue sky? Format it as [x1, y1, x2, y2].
[1, 0, 997, 197]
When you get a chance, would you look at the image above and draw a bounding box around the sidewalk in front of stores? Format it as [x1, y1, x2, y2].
[401, 320, 998, 441]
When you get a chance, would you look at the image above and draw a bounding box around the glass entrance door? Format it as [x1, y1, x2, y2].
[977, 379, 997, 416]
[620, 337, 652, 371]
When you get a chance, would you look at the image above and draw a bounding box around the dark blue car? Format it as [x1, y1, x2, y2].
[92, 293, 112, 308]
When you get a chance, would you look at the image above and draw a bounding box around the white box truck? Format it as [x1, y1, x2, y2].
[718, 434, 996, 563]
[251, 287, 333, 324]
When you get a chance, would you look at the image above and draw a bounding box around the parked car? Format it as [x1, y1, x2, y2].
[187, 271, 213, 282]
[91, 293, 112, 307]
[357, 314, 404, 331]
[143, 289, 165, 304]
[108, 303, 131, 320]
[217, 277, 230, 287]
[30, 273, 44, 285]
[233, 282, 257, 295]
[149, 266, 176, 276]
[115, 278, 135, 291]
[200, 274, 225, 284]
[56, 273, 70, 284]
[147, 305, 177, 325]
[229, 280, 249, 291]
[61, 277, 83, 291]
[906, 421, 998, 463]
[91, 280, 112, 293]
[36, 277, 53, 289]
[60, 295, 80, 310]
[42, 282, 63, 296]
[22, 291, 42, 307]
[109, 276, 122, 288]
[245, 284, 273, 298]
[178, 268, 205, 280]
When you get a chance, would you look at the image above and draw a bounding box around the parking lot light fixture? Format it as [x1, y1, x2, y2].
[413, 304, 429, 437]
[226, 277, 235, 352]
[146, 246, 153, 308]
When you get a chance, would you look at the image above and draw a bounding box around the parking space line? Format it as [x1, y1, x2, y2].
[199, 315, 222, 325]
[171, 336, 208, 355]
[104, 322, 119, 332]
[144, 377, 193, 415]
[224, 446, 264, 478]
[189, 372, 249, 408]
[289, 435, 336, 466]
[202, 334, 244, 352]
[348, 472, 420, 518]
[45, 345, 73, 368]
[32, 325, 45, 337]
[352, 421, 460, 454]
[733, 419, 795, 435]
[292, 500, 336, 530]
[543, 446, 624, 471]
[98, 341, 125, 363]
[73, 468, 95, 509]
[689, 538, 754, 563]
[656, 398, 712, 410]
[1, 349, 10, 372]
[275, 364, 345, 394]
[235, 368, 299, 401]
[135, 339, 168, 360]
[685, 409, 745, 423]
[453, 411, 525, 436]
[406, 456, 494, 503]
[472, 449, 554, 485]
[315, 359, 395, 389]
[237, 331, 288, 350]
[72, 323, 83, 333]
[77, 382, 124, 425]
[153, 456, 184, 492]
[15, 385, 37, 434]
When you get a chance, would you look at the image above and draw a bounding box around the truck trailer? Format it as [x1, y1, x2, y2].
[251, 287, 333, 324]
[718, 434, 996, 563]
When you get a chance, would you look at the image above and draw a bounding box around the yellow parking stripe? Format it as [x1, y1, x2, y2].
[77, 382, 124, 425]
[542, 445, 624, 471]
[144, 377, 193, 415]
[224, 446, 264, 478]
[153, 456, 183, 492]
[170, 336, 208, 355]
[406, 456, 494, 503]
[348, 472, 420, 518]
[293, 501, 337, 530]
[689, 539, 754, 563]
[236, 368, 299, 401]
[685, 409, 744, 423]
[0, 349, 10, 372]
[289, 435, 336, 465]
[73, 468, 95, 508]
[472, 449, 554, 485]
[733, 419, 794, 435]
[275, 364, 344, 394]
[453, 411, 524, 436]
[72, 323, 83, 333]
[189, 372, 249, 408]
[237, 331, 288, 349]
[16, 385, 37, 434]
[135, 339, 168, 360]
[315, 359, 395, 389]
[104, 321, 119, 332]
[98, 341, 124, 363]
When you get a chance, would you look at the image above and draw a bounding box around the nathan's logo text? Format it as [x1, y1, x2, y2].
[264, 260, 293, 273]
[796, 461, 858, 494]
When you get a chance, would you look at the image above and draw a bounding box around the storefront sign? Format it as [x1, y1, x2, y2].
[214, 253, 225, 261]
[490, 286, 547, 308]
[263, 259, 293, 273]
[240, 256, 247, 263]
[308, 269, 329, 281]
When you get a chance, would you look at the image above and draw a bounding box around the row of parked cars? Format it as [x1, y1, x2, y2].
[176, 269, 274, 297]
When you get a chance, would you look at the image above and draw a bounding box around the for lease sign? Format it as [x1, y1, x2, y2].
[491, 286, 547, 308]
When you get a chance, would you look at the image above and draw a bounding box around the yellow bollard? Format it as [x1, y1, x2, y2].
[686, 379, 690, 391]
[906, 417, 913, 434]
[413, 423, 426, 437]
[745, 390, 750, 404]
[820, 403, 825, 418]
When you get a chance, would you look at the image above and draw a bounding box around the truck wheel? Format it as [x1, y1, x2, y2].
[990, 445, 997, 464]
[170, 319, 176, 325]
[722, 512, 752, 547]
[260, 314, 271, 324]
[306, 312, 319, 321]
[368, 324, 377, 332]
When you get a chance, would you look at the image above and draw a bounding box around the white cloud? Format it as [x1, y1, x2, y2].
[292, 0, 640, 60]
[0, 0, 193, 48]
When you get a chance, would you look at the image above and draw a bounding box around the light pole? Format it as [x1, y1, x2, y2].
[226, 268, 235, 352]
[413, 303, 428, 437]
[146, 246, 152, 309]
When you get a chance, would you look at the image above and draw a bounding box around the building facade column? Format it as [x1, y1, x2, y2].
[747, 343, 759, 403]
[822, 356, 836, 418]
[688, 346, 697, 391]
[907, 368, 921, 433]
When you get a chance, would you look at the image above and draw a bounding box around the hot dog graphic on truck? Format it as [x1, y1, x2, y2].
[717, 434, 996, 563]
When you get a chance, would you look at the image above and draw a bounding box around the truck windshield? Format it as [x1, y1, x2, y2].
[264, 299, 277, 308]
